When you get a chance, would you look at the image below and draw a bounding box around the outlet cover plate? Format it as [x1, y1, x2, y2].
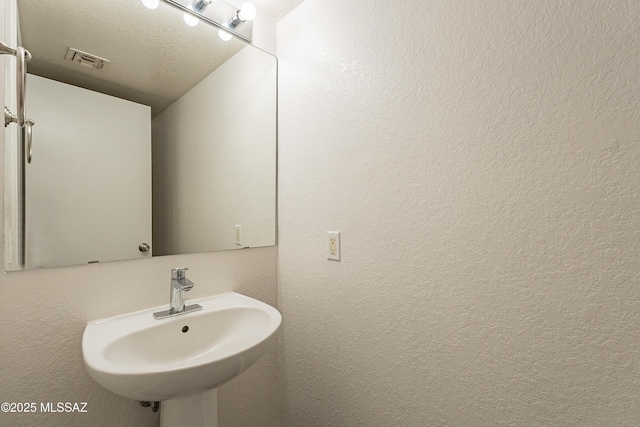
[327, 231, 340, 261]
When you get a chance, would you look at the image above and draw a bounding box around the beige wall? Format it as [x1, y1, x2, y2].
[152, 46, 276, 255]
[277, 1, 640, 426]
[0, 3, 280, 427]
[0, 249, 279, 427]
[26, 75, 152, 269]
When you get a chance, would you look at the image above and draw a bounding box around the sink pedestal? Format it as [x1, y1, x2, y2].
[161, 389, 218, 427]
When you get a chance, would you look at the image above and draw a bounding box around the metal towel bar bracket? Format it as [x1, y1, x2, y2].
[2, 41, 35, 163]
[1, 39, 32, 128]
[5, 106, 35, 163]
[4, 106, 17, 127]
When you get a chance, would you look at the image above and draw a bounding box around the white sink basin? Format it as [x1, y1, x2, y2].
[82, 292, 281, 401]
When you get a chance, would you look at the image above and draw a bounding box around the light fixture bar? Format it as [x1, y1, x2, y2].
[160, 0, 253, 43]
[228, 14, 243, 29]
[228, 2, 256, 29]
[192, 0, 212, 12]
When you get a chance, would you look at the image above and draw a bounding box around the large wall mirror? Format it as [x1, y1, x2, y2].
[3, 0, 276, 271]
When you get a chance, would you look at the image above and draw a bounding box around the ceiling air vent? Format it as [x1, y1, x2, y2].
[64, 47, 110, 70]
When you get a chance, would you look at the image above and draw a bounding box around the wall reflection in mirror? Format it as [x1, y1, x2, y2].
[3, 0, 276, 271]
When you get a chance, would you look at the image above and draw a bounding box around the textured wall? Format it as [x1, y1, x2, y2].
[153, 46, 276, 255]
[277, 1, 640, 426]
[0, 4, 281, 427]
[0, 249, 279, 427]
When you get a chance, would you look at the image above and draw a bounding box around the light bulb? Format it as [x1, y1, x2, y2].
[237, 2, 256, 21]
[183, 9, 199, 27]
[141, 0, 159, 9]
[218, 29, 233, 41]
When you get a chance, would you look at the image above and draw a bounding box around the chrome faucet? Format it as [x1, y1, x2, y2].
[170, 267, 194, 314]
[153, 267, 202, 320]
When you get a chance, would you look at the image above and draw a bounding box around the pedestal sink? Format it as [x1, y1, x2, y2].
[82, 292, 281, 427]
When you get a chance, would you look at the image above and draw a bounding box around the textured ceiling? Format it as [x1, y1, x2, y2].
[245, 0, 305, 21]
[18, 0, 299, 116]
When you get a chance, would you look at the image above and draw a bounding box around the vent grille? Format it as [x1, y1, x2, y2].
[64, 47, 110, 70]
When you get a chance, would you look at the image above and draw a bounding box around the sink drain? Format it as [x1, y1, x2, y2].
[182, 326, 189, 333]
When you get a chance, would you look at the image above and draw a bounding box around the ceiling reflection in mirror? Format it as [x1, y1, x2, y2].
[3, 0, 276, 271]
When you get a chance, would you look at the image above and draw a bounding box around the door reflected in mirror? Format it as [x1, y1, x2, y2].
[3, 0, 276, 271]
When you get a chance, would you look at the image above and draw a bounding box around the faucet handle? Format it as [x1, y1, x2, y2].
[171, 267, 188, 280]
[181, 280, 195, 292]
[172, 267, 194, 291]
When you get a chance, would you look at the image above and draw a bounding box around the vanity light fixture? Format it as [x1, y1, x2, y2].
[218, 2, 255, 41]
[157, 0, 255, 42]
[183, 0, 214, 27]
[227, 2, 256, 29]
[218, 29, 233, 41]
[141, 0, 160, 9]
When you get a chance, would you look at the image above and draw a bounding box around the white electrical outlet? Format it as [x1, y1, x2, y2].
[235, 225, 242, 246]
[327, 231, 340, 261]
